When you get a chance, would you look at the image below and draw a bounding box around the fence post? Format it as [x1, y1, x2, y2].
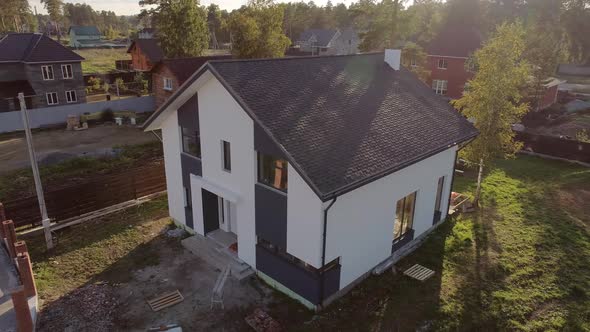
[14, 240, 28, 256]
[133, 172, 138, 200]
[0, 202, 6, 239]
[3, 220, 17, 258]
[11, 286, 34, 332]
[17, 252, 37, 298]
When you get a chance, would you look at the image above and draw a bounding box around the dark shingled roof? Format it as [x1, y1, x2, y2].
[428, 25, 482, 58]
[298, 29, 338, 47]
[68, 26, 101, 36]
[128, 39, 164, 63]
[0, 33, 84, 63]
[206, 53, 477, 198]
[154, 55, 232, 84]
[0, 80, 35, 99]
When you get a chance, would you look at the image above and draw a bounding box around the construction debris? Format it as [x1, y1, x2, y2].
[245, 308, 283, 332]
[147, 290, 184, 312]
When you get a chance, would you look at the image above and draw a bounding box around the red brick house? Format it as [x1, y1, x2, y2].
[151, 55, 231, 107]
[426, 26, 482, 99]
[127, 39, 164, 71]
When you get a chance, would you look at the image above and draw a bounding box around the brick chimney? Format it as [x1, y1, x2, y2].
[385, 49, 401, 71]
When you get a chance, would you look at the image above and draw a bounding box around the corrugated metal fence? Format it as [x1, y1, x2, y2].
[3, 161, 166, 230]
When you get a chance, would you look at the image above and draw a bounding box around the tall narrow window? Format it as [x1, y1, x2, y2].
[163, 77, 173, 90]
[183, 186, 191, 208]
[393, 192, 417, 240]
[41, 65, 54, 80]
[65, 90, 77, 103]
[222, 140, 231, 172]
[257, 152, 288, 191]
[61, 64, 73, 79]
[434, 176, 445, 212]
[46, 92, 58, 105]
[181, 127, 200, 158]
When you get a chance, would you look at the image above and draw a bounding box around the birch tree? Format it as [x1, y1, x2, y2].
[452, 22, 531, 205]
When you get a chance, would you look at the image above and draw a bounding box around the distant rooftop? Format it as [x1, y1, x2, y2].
[0, 33, 84, 63]
[68, 26, 101, 36]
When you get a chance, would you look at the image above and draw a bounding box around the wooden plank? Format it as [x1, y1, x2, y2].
[404, 264, 435, 282]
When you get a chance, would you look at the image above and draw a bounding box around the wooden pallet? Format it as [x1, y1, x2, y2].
[403, 264, 435, 281]
[147, 290, 184, 312]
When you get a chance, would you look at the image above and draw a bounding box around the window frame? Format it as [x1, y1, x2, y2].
[180, 126, 201, 158]
[393, 191, 417, 240]
[65, 90, 77, 103]
[432, 79, 448, 95]
[163, 77, 173, 91]
[257, 152, 288, 192]
[434, 176, 445, 212]
[41, 65, 54, 80]
[222, 140, 231, 172]
[45, 92, 59, 105]
[61, 64, 73, 79]
[437, 58, 448, 70]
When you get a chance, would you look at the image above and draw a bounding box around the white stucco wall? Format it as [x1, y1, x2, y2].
[325, 145, 458, 288]
[196, 76, 257, 267]
[161, 109, 186, 226]
[286, 166, 324, 268]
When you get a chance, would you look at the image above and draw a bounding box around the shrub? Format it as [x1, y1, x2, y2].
[100, 109, 115, 122]
[88, 76, 102, 92]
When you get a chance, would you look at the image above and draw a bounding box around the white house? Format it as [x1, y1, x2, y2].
[143, 50, 478, 310]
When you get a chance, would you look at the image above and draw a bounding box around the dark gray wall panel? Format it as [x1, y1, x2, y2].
[254, 124, 286, 158]
[255, 184, 287, 248]
[180, 154, 201, 229]
[256, 245, 341, 305]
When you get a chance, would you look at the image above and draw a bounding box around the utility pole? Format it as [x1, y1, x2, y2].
[18, 93, 54, 250]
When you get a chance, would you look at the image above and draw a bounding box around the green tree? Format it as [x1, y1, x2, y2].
[401, 42, 430, 82]
[41, 0, 64, 40]
[227, 0, 290, 59]
[359, 0, 403, 52]
[140, 0, 209, 58]
[0, 0, 36, 33]
[452, 22, 531, 205]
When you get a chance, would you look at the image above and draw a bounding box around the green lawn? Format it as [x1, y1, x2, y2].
[269, 155, 590, 331]
[75, 48, 130, 74]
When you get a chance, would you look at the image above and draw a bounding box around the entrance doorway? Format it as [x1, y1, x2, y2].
[202, 189, 220, 234]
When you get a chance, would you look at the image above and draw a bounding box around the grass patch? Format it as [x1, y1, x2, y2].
[28, 196, 170, 302]
[75, 48, 130, 74]
[0, 141, 162, 201]
[269, 155, 590, 331]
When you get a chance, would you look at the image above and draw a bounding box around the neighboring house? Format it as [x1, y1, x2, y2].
[0, 33, 86, 111]
[557, 64, 590, 77]
[530, 77, 565, 111]
[151, 55, 232, 107]
[426, 26, 482, 99]
[138, 28, 156, 39]
[69, 26, 102, 48]
[296, 28, 360, 56]
[127, 39, 164, 71]
[142, 51, 478, 309]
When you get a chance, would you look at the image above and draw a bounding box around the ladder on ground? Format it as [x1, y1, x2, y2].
[211, 264, 231, 309]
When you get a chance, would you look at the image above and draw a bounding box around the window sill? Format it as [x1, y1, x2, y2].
[256, 182, 287, 196]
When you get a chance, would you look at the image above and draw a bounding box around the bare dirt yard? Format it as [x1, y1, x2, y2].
[0, 124, 158, 173]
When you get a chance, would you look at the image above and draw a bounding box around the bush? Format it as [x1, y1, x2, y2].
[88, 76, 102, 92]
[100, 109, 115, 122]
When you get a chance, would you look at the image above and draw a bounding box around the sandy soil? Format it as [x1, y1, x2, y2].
[0, 125, 157, 173]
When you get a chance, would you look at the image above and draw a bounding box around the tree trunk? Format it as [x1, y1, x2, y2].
[473, 158, 484, 206]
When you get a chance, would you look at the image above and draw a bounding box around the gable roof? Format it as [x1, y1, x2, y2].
[144, 53, 478, 201]
[298, 29, 339, 47]
[0, 33, 84, 63]
[427, 25, 482, 58]
[152, 55, 232, 84]
[68, 26, 101, 36]
[127, 39, 164, 63]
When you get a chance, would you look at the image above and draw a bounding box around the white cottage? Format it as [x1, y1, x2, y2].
[143, 50, 478, 309]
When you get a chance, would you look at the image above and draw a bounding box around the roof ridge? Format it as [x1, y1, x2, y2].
[208, 52, 383, 64]
[22, 34, 42, 62]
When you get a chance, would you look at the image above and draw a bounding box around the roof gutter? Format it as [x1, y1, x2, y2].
[318, 196, 337, 308]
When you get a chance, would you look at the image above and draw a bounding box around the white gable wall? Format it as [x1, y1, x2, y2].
[325, 145, 457, 288]
[161, 109, 186, 226]
[197, 76, 257, 267]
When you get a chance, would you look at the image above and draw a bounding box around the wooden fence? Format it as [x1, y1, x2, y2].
[3, 162, 166, 230]
[516, 131, 590, 164]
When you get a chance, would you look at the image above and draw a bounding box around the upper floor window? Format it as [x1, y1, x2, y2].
[163, 77, 173, 91]
[222, 140, 231, 172]
[437, 58, 448, 69]
[46, 92, 58, 105]
[61, 64, 73, 79]
[257, 152, 288, 192]
[432, 79, 448, 95]
[394, 191, 416, 240]
[181, 126, 200, 158]
[41, 65, 54, 80]
[65, 90, 77, 103]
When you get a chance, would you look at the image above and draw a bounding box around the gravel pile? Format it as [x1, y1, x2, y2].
[38, 283, 118, 332]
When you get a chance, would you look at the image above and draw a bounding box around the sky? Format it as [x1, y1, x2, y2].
[29, 0, 358, 16]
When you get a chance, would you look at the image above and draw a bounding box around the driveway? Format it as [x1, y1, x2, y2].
[0, 125, 158, 173]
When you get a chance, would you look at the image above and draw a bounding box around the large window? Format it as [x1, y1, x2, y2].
[394, 192, 417, 240]
[181, 127, 200, 158]
[432, 80, 448, 95]
[41, 65, 54, 80]
[61, 64, 73, 79]
[257, 152, 288, 191]
[222, 140, 231, 172]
